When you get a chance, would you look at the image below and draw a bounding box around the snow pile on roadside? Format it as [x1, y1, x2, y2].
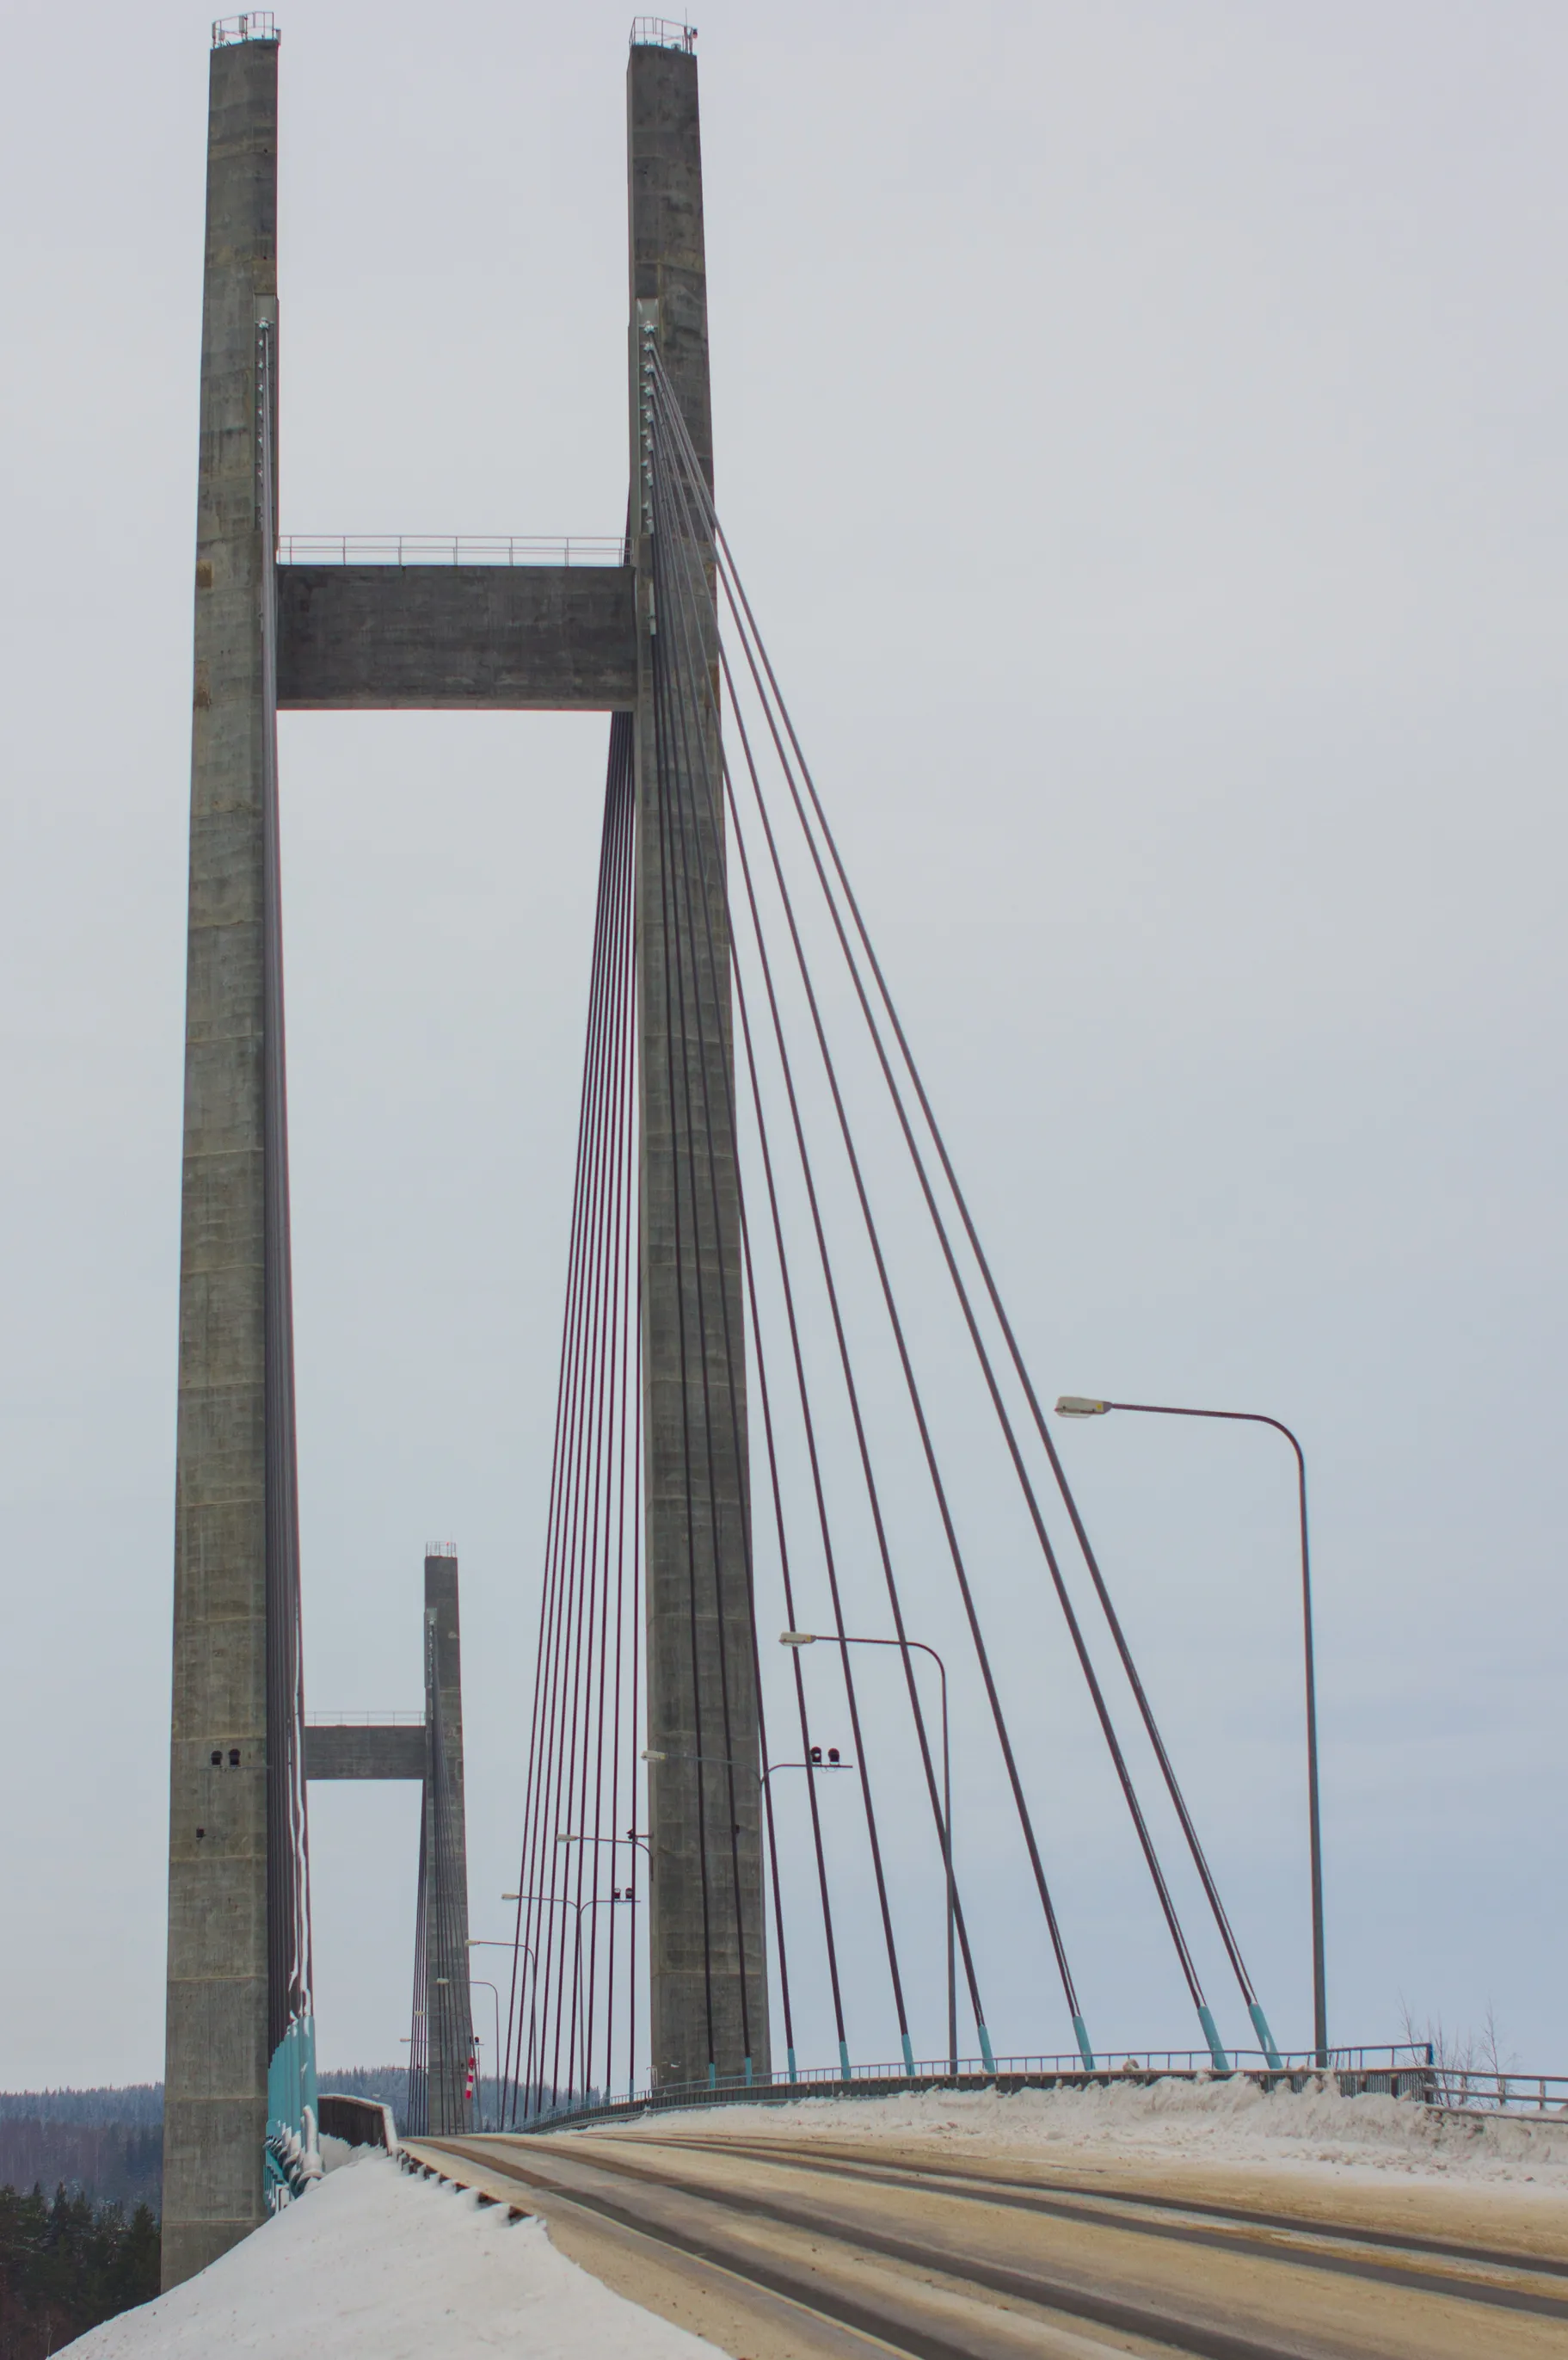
[622, 2076, 1568, 2189]
[64, 2149, 723, 2357]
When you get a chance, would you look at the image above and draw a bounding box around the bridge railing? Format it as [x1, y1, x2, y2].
[510, 2043, 1474, 2135]
[275, 535, 625, 568]
[212, 12, 278, 44]
[318, 2092, 399, 2153]
[1428, 2067, 1568, 2117]
[306, 1709, 423, 1725]
[631, 19, 698, 52]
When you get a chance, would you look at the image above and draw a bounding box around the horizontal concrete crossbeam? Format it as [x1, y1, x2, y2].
[303, 1723, 425, 1780]
[275, 564, 637, 711]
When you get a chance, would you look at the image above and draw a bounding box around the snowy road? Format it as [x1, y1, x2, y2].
[410, 2113, 1568, 2360]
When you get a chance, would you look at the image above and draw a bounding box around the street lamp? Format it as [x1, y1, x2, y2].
[761, 1752, 852, 1783]
[468, 1939, 537, 2126]
[639, 1747, 849, 1783]
[1055, 1393, 1328, 2067]
[782, 1629, 961, 2078]
[498, 1897, 598, 2096]
[470, 1979, 501, 2131]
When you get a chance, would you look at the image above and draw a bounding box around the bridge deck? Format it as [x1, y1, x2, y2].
[403, 2126, 1568, 2360]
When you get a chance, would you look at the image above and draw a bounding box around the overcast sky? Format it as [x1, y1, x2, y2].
[2, 0, 1565, 2088]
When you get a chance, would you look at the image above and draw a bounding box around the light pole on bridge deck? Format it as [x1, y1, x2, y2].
[495, 1899, 597, 2100]
[470, 1979, 502, 2131]
[470, 1938, 538, 2125]
[637, 1751, 852, 1784]
[498, 1891, 640, 2104]
[1055, 1393, 1328, 2069]
[782, 1630, 958, 2080]
[636, 1747, 850, 2089]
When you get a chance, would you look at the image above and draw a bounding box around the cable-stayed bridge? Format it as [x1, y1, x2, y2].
[163, 12, 1365, 2315]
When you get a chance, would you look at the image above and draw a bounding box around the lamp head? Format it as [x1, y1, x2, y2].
[1055, 1396, 1110, 1418]
[779, 1630, 816, 1647]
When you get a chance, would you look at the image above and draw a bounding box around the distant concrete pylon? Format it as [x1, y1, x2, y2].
[303, 1552, 474, 2139]
[413, 1551, 475, 2135]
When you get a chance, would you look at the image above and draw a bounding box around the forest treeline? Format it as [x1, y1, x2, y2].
[0, 2185, 158, 2359]
[0, 2125, 160, 2215]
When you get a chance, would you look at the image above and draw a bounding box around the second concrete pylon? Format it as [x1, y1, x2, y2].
[629, 34, 771, 2092]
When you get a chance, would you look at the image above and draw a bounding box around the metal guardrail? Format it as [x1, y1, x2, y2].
[1430, 2069, 1568, 2117]
[212, 12, 278, 45]
[306, 1710, 423, 1726]
[319, 2092, 399, 2153]
[275, 535, 624, 569]
[631, 19, 698, 52]
[516, 2043, 1471, 2135]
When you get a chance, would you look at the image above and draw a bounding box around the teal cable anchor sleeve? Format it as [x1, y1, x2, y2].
[839, 2039, 852, 2080]
[786, 2047, 798, 2084]
[1197, 2006, 1230, 2072]
[978, 2022, 996, 2074]
[1248, 2003, 1283, 2072]
[1072, 2015, 1094, 2072]
[901, 2031, 916, 2073]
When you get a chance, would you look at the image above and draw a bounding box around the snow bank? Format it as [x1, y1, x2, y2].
[617, 2076, 1568, 2191]
[64, 2149, 724, 2357]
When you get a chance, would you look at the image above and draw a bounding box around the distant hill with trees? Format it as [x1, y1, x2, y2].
[0, 2184, 158, 2359]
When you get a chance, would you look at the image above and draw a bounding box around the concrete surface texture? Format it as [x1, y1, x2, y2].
[274, 563, 637, 709]
[301, 1722, 426, 1780]
[161, 28, 280, 2291]
[420, 1551, 475, 2135]
[629, 37, 771, 2092]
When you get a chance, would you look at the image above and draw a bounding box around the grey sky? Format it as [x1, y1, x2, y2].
[1, 0, 1564, 2084]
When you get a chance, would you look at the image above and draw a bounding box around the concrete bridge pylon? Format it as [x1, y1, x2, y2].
[163, 15, 765, 2285]
[304, 1552, 475, 2141]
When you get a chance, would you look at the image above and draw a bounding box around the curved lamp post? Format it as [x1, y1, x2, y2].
[782, 1629, 959, 2078]
[1055, 1394, 1327, 2068]
[469, 1978, 501, 2130]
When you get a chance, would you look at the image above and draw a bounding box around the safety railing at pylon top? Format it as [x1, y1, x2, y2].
[305, 1709, 424, 1726]
[630, 18, 698, 52]
[275, 535, 625, 568]
[507, 2042, 1515, 2137]
[212, 13, 279, 46]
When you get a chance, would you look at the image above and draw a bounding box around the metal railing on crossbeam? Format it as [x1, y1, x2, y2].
[306, 1710, 423, 1726]
[212, 13, 278, 45]
[631, 19, 698, 52]
[275, 535, 624, 569]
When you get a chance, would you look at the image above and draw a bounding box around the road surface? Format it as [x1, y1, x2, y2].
[402, 2121, 1568, 2359]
